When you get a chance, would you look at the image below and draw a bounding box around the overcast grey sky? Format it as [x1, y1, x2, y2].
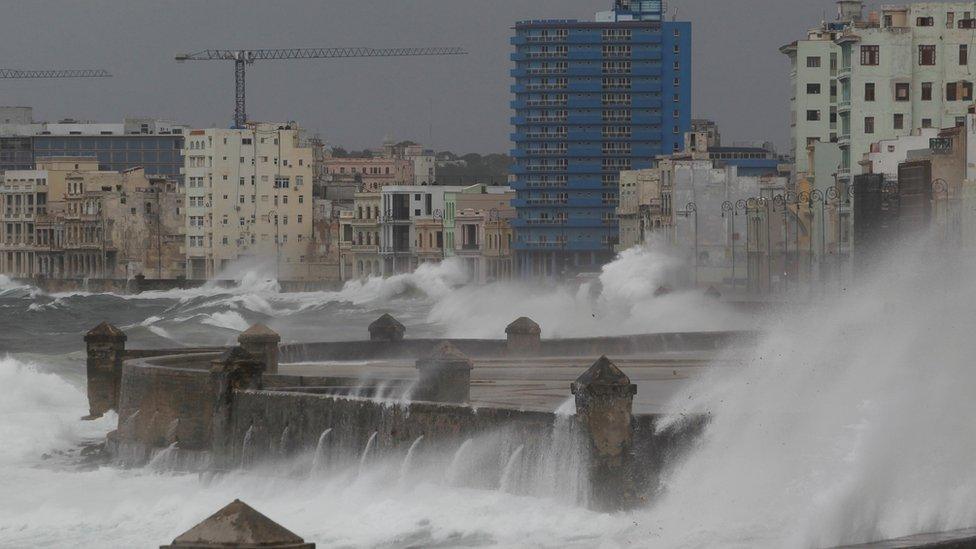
[0, 0, 842, 153]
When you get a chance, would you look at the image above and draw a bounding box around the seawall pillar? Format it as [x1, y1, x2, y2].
[369, 313, 405, 342]
[84, 322, 127, 419]
[238, 324, 281, 374]
[210, 347, 266, 467]
[571, 355, 638, 512]
[414, 342, 473, 403]
[505, 316, 541, 355]
[160, 499, 314, 548]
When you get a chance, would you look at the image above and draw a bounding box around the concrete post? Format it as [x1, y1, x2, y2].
[83, 322, 127, 419]
[571, 355, 638, 512]
[160, 499, 314, 548]
[505, 316, 541, 355]
[368, 313, 405, 342]
[238, 323, 281, 375]
[210, 346, 266, 467]
[414, 342, 473, 403]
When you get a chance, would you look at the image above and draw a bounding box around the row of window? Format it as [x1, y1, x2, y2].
[808, 44, 968, 70]
[805, 80, 974, 107]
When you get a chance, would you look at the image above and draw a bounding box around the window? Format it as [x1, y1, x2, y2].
[947, 82, 958, 101]
[895, 83, 910, 101]
[922, 118, 933, 128]
[962, 45, 969, 65]
[894, 113, 904, 130]
[916, 16, 934, 26]
[860, 45, 880, 66]
[964, 81, 974, 101]
[806, 110, 821, 121]
[919, 45, 936, 65]
[864, 117, 874, 134]
[807, 83, 821, 94]
[806, 56, 821, 68]
[884, 14, 893, 27]
[922, 82, 933, 100]
[948, 12, 955, 28]
[864, 82, 875, 101]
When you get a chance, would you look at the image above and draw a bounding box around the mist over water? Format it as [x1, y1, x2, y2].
[1, 237, 973, 547]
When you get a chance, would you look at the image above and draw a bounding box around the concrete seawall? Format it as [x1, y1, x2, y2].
[88, 316, 731, 510]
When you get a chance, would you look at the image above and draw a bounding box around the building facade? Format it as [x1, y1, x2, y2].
[511, 0, 692, 277]
[0, 158, 184, 279]
[784, 1, 976, 184]
[0, 116, 187, 181]
[183, 123, 313, 280]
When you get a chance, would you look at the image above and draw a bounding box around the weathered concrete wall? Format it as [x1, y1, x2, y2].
[224, 389, 556, 470]
[280, 331, 756, 362]
[116, 354, 221, 453]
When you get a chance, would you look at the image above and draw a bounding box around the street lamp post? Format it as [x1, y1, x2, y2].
[756, 196, 772, 294]
[433, 208, 445, 261]
[683, 201, 698, 287]
[810, 189, 825, 292]
[268, 208, 280, 280]
[721, 200, 734, 291]
[773, 194, 788, 292]
[931, 178, 949, 244]
[735, 199, 748, 293]
[488, 208, 501, 280]
[799, 191, 812, 288]
[825, 186, 841, 288]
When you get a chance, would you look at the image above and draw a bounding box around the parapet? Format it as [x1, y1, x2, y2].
[368, 313, 405, 342]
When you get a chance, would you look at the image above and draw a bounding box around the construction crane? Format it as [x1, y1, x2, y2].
[0, 69, 112, 78]
[176, 47, 467, 129]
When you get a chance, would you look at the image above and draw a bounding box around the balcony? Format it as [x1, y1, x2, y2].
[350, 245, 379, 253]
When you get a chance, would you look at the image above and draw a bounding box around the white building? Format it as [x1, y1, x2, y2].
[860, 128, 939, 180]
[183, 122, 313, 280]
[783, 1, 976, 185]
[378, 185, 465, 274]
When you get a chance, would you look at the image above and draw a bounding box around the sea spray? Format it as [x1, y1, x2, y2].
[445, 439, 473, 486]
[633, 233, 976, 548]
[398, 436, 424, 487]
[358, 432, 378, 476]
[241, 425, 255, 469]
[310, 428, 333, 474]
[499, 445, 525, 493]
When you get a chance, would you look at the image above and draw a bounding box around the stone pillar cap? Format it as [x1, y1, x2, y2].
[161, 499, 313, 548]
[571, 356, 637, 396]
[705, 286, 722, 299]
[84, 322, 127, 342]
[654, 286, 673, 297]
[505, 316, 541, 335]
[369, 313, 404, 331]
[419, 341, 473, 368]
[238, 323, 281, 343]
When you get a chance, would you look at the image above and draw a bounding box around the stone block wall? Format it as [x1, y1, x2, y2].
[116, 355, 222, 453]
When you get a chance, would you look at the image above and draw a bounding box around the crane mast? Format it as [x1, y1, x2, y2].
[176, 47, 467, 128]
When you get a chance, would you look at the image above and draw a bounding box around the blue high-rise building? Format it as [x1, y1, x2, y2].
[510, 0, 691, 277]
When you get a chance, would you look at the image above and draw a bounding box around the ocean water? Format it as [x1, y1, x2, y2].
[1, 237, 973, 548]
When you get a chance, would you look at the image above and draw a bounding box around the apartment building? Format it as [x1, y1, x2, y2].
[783, 1, 976, 184]
[0, 158, 184, 279]
[341, 192, 382, 279]
[511, 0, 691, 277]
[183, 122, 313, 280]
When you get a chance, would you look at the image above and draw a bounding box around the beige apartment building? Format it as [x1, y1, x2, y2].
[0, 157, 184, 279]
[183, 123, 313, 280]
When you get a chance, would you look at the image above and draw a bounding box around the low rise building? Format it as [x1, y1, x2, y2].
[0, 158, 184, 279]
[454, 186, 516, 283]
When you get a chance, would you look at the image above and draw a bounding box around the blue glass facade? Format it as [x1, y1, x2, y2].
[510, 4, 691, 277]
[0, 135, 185, 182]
